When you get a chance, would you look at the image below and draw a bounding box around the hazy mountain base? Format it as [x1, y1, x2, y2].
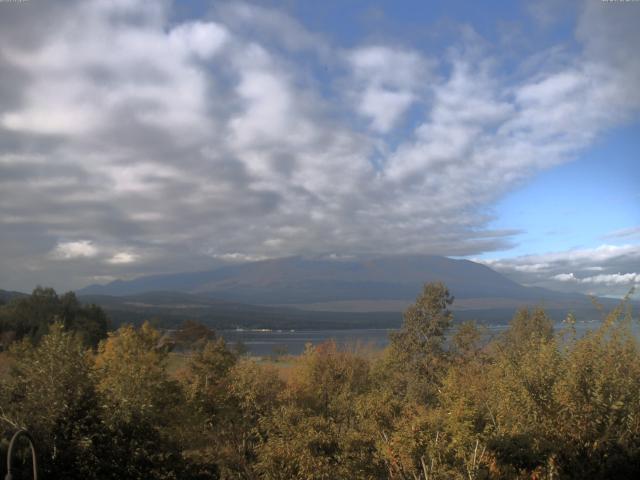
[1, 287, 621, 331]
[1, 283, 639, 479]
[72, 254, 634, 330]
[76, 291, 613, 330]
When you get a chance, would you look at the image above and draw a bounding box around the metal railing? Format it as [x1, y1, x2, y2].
[4, 429, 38, 480]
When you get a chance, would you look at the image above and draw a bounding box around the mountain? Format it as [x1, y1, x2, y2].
[0, 288, 27, 304]
[79, 255, 526, 299]
[78, 254, 602, 315]
[1, 256, 628, 328]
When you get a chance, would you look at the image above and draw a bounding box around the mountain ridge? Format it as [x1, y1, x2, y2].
[5, 251, 634, 329]
[78, 254, 591, 307]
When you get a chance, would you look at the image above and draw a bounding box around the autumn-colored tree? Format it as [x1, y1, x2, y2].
[94, 322, 188, 479]
[551, 304, 640, 478]
[381, 282, 454, 404]
[0, 323, 106, 479]
[177, 337, 240, 477]
[256, 343, 384, 479]
[173, 319, 217, 351]
[1, 284, 639, 480]
[215, 359, 285, 478]
[287, 341, 370, 418]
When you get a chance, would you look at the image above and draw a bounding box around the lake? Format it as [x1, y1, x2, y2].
[220, 319, 627, 356]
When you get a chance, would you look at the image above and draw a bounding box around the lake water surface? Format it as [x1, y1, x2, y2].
[220, 320, 614, 356]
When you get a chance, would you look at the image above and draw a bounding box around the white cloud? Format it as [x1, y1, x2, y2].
[231, 64, 297, 149]
[0, 0, 639, 292]
[543, 244, 639, 264]
[51, 241, 99, 260]
[385, 57, 514, 184]
[580, 273, 640, 286]
[511, 263, 552, 273]
[211, 253, 269, 263]
[553, 273, 577, 282]
[99, 163, 184, 195]
[481, 244, 640, 297]
[347, 46, 430, 133]
[107, 252, 138, 265]
[348, 46, 428, 90]
[359, 87, 415, 133]
[0, 1, 220, 139]
[168, 21, 229, 59]
[553, 272, 639, 286]
[217, 1, 329, 57]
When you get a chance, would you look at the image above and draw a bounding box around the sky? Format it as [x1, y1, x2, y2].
[0, 0, 638, 297]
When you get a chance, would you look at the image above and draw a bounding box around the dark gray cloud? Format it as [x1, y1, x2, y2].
[0, 0, 638, 293]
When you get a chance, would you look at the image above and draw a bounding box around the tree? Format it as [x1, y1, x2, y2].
[499, 307, 554, 358]
[185, 337, 237, 403]
[179, 338, 238, 477]
[551, 305, 640, 478]
[0, 287, 109, 348]
[0, 323, 106, 479]
[94, 322, 188, 479]
[216, 360, 285, 478]
[173, 320, 217, 351]
[1, 287, 60, 341]
[385, 282, 454, 403]
[2, 281, 639, 479]
[59, 292, 110, 348]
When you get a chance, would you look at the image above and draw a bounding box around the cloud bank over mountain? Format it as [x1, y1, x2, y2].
[480, 243, 640, 297]
[0, 0, 638, 295]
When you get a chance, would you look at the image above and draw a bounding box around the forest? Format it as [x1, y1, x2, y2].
[1, 283, 639, 479]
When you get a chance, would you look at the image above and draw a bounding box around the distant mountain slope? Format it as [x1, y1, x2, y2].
[79, 254, 586, 307]
[0, 288, 27, 304]
[77, 291, 402, 330]
[76, 290, 624, 331]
